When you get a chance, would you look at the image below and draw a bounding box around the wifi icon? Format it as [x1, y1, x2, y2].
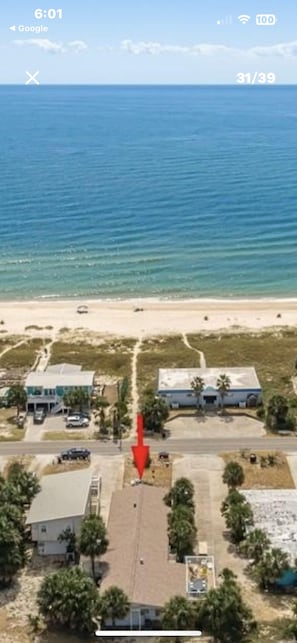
[238, 14, 251, 24]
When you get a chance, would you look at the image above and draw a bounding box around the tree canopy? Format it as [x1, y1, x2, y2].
[164, 477, 195, 509]
[198, 568, 256, 642]
[161, 595, 197, 630]
[78, 514, 108, 580]
[223, 461, 245, 489]
[141, 392, 169, 434]
[100, 586, 130, 627]
[7, 385, 27, 415]
[38, 566, 101, 633]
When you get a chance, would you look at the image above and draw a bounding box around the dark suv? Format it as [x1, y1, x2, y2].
[58, 448, 91, 462]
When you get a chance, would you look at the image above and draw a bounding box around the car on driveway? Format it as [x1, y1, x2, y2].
[57, 447, 91, 462]
[33, 409, 46, 424]
[66, 416, 89, 428]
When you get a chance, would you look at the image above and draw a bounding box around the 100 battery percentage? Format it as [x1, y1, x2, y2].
[256, 14, 277, 26]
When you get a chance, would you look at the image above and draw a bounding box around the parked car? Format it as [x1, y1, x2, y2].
[33, 409, 45, 424]
[66, 417, 89, 428]
[58, 448, 91, 462]
[66, 410, 91, 421]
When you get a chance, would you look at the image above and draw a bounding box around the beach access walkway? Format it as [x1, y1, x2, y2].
[182, 333, 206, 368]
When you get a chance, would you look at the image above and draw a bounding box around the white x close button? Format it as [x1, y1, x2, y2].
[25, 70, 40, 85]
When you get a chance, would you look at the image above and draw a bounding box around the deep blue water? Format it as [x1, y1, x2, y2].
[0, 85, 297, 300]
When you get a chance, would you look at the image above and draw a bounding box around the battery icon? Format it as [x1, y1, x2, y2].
[256, 14, 277, 26]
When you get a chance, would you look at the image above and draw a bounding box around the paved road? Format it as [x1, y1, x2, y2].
[1, 437, 297, 456]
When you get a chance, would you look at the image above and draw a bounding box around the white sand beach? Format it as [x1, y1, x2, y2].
[0, 298, 297, 337]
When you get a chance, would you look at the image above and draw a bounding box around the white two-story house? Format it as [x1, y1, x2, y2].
[26, 469, 93, 556]
[25, 363, 95, 415]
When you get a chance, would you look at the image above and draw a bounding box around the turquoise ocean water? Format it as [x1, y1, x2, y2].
[1, 85, 297, 300]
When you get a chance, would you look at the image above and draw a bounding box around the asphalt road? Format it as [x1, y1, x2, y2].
[1, 436, 297, 456]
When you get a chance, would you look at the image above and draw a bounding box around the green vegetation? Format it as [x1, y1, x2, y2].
[161, 569, 256, 641]
[239, 529, 271, 564]
[0, 462, 40, 586]
[0, 338, 46, 369]
[161, 595, 197, 629]
[164, 478, 196, 562]
[188, 330, 297, 403]
[37, 566, 101, 634]
[7, 385, 27, 416]
[50, 338, 134, 378]
[141, 389, 169, 434]
[221, 489, 254, 544]
[190, 375, 205, 407]
[266, 394, 296, 432]
[138, 335, 199, 396]
[223, 461, 245, 489]
[63, 387, 90, 411]
[100, 586, 130, 628]
[198, 568, 256, 642]
[217, 373, 231, 408]
[78, 514, 109, 580]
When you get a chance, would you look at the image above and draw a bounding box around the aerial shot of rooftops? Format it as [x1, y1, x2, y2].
[1, 0, 297, 641]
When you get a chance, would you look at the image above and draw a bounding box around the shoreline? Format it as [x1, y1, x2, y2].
[0, 298, 296, 337]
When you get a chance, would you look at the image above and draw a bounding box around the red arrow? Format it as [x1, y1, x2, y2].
[132, 413, 150, 480]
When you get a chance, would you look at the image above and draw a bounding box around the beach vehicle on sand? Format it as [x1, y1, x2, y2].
[77, 305, 88, 314]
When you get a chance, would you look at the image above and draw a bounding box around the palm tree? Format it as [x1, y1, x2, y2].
[253, 547, 290, 590]
[7, 384, 27, 417]
[63, 387, 90, 412]
[161, 595, 197, 630]
[0, 511, 27, 587]
[221, 488, 246, 517]
[198, 573, 256, 642]
[100, 586, 130, 628]
[191, 376, 205, 409]
[168, 518, 197, 562]
[216, 374, 231, 410]
[78, 514, 108, 580]
[58, 527, 79, 564]
[225, 500, 254, 544]
[240, 529, 271, 564]
[164, 477, 195, 509]
[37, 566, 102, 633]
[266, 394, 290, 431]
[167, 504, 196, 529]
[222, 461, 245, 489]
[141, 392, 169, 434]
[7, 462, 40, 506]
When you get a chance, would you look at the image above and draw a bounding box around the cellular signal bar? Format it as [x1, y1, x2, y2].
[95, 631, 202, 637]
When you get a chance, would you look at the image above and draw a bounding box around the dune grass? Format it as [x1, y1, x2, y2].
[188, 330, 297, 403]
[50, 338, 135, 378]
[0, 338, 47, 369]
[137, 335, 199, 397]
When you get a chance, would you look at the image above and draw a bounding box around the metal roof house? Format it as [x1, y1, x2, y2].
[26, 469, 93, 556]
[157, 367, 262, 409]
[25, 363, 95, 414]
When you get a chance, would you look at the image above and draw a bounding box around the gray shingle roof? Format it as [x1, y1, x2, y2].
[26, 469, 92, 525]
[100, 486, 186, 608]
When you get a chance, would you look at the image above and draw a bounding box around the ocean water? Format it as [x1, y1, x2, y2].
[0, 84, 297, 300]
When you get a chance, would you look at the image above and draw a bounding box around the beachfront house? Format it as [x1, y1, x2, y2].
[26, 469, 94, 556]
[100, 485, 187, 630]
[25, 363, 95, 414]
[157, 367, 262, 409]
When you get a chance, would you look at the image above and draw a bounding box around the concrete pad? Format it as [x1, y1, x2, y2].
[91, 454, 125, 524]
[23, 416, 45, 442]
[166, 414, 265, 439]
[287, 453, 297, 488]
[173, 455, 224, 558]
